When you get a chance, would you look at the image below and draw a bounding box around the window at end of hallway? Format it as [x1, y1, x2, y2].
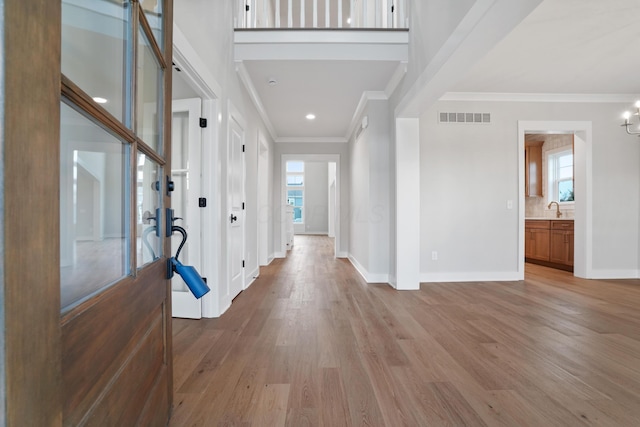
[286, 161, 304, 223]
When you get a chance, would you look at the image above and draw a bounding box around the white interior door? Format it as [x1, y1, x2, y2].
[228, 115, 245, 300]
[171, 98, 203, 319]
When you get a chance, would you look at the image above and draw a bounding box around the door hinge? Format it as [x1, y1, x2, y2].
[199, 117, 207, 128]
[242, 202, 245, 210]
[242, 144, 245, 152]
[391, 5, 395, 12]
[199, 197, 207, 208]
[242, 260, 245, 268]
[246, 4, 250, 12]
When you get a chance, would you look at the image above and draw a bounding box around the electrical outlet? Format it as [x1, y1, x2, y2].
[432, 251, 438, 261]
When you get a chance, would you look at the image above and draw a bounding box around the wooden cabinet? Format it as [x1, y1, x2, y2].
[525, 145, 543, 197]
[549, 221, 574, 266]
[525, 219, 573, 271]
[525, 220, 550, 261]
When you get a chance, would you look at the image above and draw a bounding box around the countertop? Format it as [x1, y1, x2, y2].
[525, 217, 574, 221]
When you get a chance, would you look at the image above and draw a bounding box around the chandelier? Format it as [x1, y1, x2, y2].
[622, 101, 640, 135]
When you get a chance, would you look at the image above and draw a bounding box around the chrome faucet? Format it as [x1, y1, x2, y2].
[548, 201, 562, 218]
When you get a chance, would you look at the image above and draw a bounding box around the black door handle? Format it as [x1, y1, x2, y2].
[230, 214, 237, 223]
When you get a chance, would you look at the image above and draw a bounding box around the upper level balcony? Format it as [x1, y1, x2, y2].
[234, 0, 408, 30]
[233, 0, 409, 62]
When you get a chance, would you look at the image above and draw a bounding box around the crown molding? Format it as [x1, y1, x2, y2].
[275, 136, 348, 144]
[440, 92, 640, 103]
[235, 61, 278, 140]
[385, 61, 407, 98]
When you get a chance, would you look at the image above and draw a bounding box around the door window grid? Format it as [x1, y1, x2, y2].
[60, 0, 168, 311]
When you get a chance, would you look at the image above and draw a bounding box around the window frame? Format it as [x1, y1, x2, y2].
[547, 146, 574, 208]
[286, 161, 305, 224]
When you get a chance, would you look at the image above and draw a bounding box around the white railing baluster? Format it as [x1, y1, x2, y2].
[301, 0, 305, 28]
[275, 0, 280, 27]
[338, 0, 342, 28]
[313, 0, 318, 28]
[288, 0, 293, 27]
[264, 0, 269, 27]
[325, 0, 330, 28]
[349, 0, 354, 27]
[363, 0, 368, 27]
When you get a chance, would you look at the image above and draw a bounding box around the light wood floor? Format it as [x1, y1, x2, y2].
[170, 235, 640, 426]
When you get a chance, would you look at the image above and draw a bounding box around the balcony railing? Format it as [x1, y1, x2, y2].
[235, 0, 408, 29]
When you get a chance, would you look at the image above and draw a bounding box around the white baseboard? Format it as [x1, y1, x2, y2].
[587, 269, 639, 279]
[420, 271, 521, 283]
[336, 251, 348, 258]
[348, 255, 390, 284]
[245, 266, 260, 289]
[274, 251, 286, 258]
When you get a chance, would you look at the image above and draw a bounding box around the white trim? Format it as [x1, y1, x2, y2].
[336, 251, 349, 258]
[348, 255, 390, 284]
[588, 269, 639, 280]
[234, 29, 409, 44]
[276, 136, 348, 144]
[420, 271, 521, 283]
[441, 92, 640, 103]
[173, 25, 221, 98]
[235, 62, 278, 140]
[274, 251, 287, 258]
[245, 266, 260, 288]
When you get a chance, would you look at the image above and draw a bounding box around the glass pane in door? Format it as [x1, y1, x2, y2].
[137, 27, 163, 153]
[136, 153, 162, 268]
[62, 0, 128, 123]
[140, 0, 164, 48]
[60, 102, 130, 311]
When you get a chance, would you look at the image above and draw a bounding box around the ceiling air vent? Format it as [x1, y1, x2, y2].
[439, 112, 491, 124]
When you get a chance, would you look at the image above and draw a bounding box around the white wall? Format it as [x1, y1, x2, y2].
[174, 1, 276, 316]
[420, 99, 640, 280]
[348, 99, 391, 282]
[299, 161, 329, 234]
[349, 125, 370, 270]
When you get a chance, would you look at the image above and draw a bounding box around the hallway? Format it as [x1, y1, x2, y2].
[170, 235, 640, 426]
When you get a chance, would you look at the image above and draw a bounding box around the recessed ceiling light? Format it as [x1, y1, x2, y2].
[306, 113, 316, 120]
[93, 97, 108, 104]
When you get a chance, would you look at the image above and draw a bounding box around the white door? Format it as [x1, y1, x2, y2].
[228, 115, 245, 299]
[171, 98, 203, 319]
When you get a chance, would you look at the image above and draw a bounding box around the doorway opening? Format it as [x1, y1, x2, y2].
[280, 154, 341, 258]
[518, 121, 592, 279]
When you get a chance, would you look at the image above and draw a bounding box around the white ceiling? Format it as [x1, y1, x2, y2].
[242, 59, 400, 139]
[234, 0, 640, 142]
[451, 0, 640, 95]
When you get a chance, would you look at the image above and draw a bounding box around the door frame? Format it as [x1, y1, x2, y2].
[171, 97, 204, 319]
[518, 120, 593, 279]
[172, 24, 224, 318]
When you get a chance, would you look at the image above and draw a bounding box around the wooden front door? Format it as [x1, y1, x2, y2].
[1, 0, 174, 424]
